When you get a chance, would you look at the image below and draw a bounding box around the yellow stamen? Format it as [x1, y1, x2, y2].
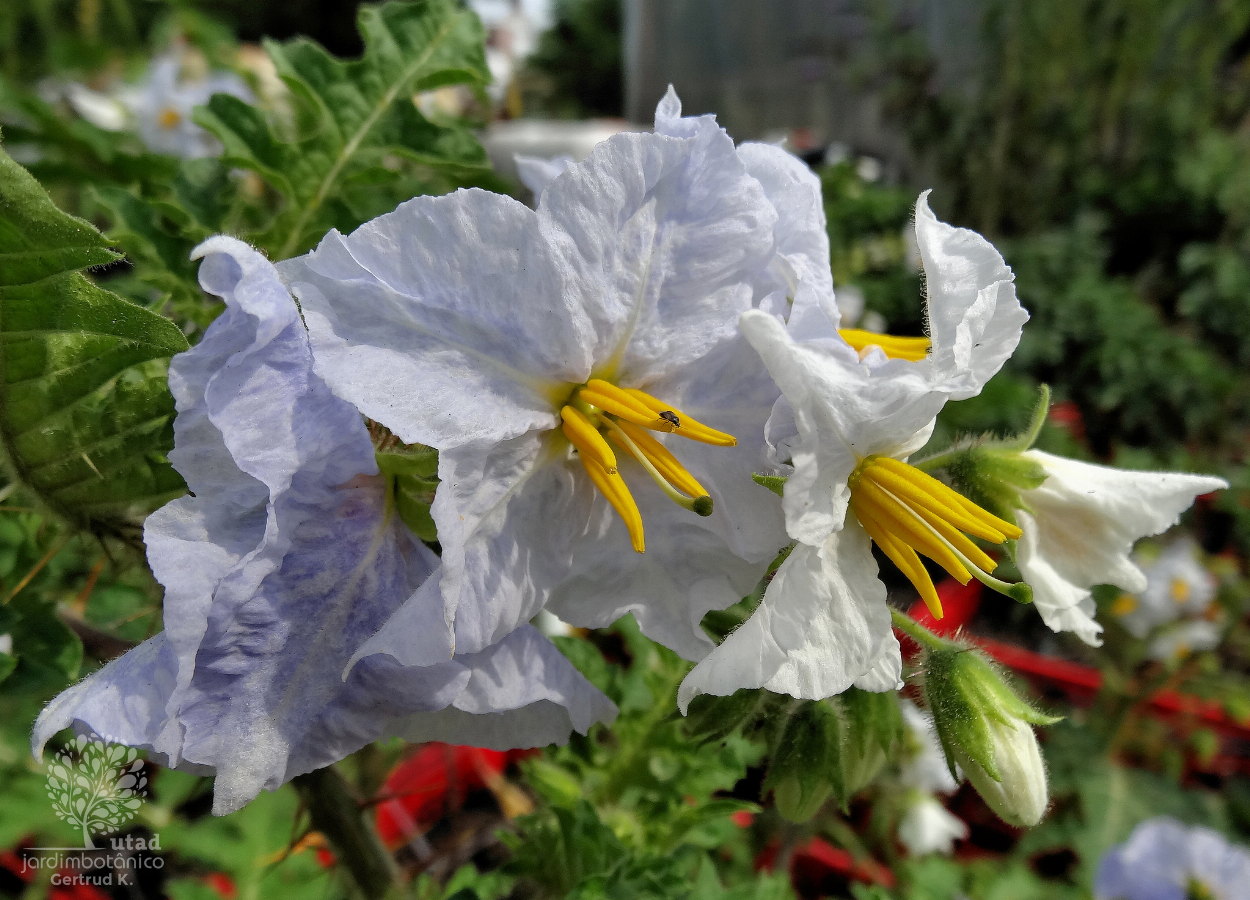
[579, 381, 668, 430]
[157, 107, 182, 129]
[853, 500, 943, 617]
[602, 418, 712, 516]
[609, 420, 708, 498]
[1170, 578, 1191, 604]
[622, 388, 737, 446]
[839, 328, 931, 362]
[849, 455, 1030, 614]
[580, 456, 644, 552]
[560, 406, 617, 474]
[873, 457, 1022, 540]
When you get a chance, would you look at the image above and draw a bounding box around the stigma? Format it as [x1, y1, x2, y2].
[848, 455, 1029, 616]
[840, 328, 930, 362]
[559, 379, 733, 553]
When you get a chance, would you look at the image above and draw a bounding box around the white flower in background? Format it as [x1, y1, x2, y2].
[1114, 538, 1218, 638]
[279, 89, 788, 674]
[120, 51, 253, 158]
[0, 633, 11, 655]
[897, 700, 968, 856]
[63, 49, 252, 158]
[1147, 619, 1223, 663]
[1095, 817, 1250, 900]
[1013, 456, 1226, 647]
[679, 197, 1029, 710]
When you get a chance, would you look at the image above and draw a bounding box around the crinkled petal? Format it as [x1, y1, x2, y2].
[740, 309, 945, 545]
[280, 188, 587, 449]
[913, 191, 1027, 400]
[1018, 452, 1226, 642]
[676, 520, 893, 711]
[736, 141, 835, 315]
[1016, 510, 1105, 647]
[515, 154, 574, 197]
[141, 237, 380, 765]
[539, 97, 778, 385]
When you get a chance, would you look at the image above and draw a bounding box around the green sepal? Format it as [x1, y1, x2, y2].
[764, 701, 843, 822]
[683, 689, 770, 744]
[751, 473, 787, 498]
[924, 646, 1061, 784]
[835, 687, 903, 807]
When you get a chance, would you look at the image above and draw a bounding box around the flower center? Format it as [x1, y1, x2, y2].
[848, 455, 1027, 617]
[558, 379, 734, 554]
[839, 328, 930, 362]
[1169, 577, 1192, 604]
[1111, 593, 1138, 617]
[157, 107, 182, 130]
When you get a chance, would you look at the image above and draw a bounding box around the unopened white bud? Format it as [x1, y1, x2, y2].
[954, 716, 1048, 827]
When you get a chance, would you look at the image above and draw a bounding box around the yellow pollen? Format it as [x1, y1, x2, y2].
[1169, 577, 1192, 604]
[157, 107, 182, 129]
[1111, 593, 1138, 617]
[839, 328, 931, 362]
[560, 380, 729, 551]
[848, 456, 1025, 618]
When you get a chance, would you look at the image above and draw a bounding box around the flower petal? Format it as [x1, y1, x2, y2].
[1018, 452, 1226, 644]
[740, 309, 945, 545]
[280, 188, 588, 449]
[913, 191, 1028, 400]
[515, 154, 574, 198]
[539, 101, 778, 385]
[676, 520, 894, 711]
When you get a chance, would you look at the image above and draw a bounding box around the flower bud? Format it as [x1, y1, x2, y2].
[924, 647, 1058, 827]
[764, 701, 841, 822]
[837, 687, 902, 803]
[683, 689, 772, 744]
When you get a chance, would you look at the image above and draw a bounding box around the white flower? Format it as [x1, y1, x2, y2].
[1116, 537, 1218, 638]
[119, 51, 253, 158]
[1147, 619, 1223, 662]
[278, 89, 789, 669]
[679, 202, 1028, 709]
[954, 714, 1048, 828]
[1014, 452, 1227, 647]
[899, 794, 969, 856]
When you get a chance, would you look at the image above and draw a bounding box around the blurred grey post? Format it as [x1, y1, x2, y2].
[622, 0, 984, 179]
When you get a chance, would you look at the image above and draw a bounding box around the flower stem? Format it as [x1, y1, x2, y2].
[889, 608, 949, 652]
[292, 766, 399, 899]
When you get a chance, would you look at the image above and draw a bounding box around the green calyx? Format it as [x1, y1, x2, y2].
[762, 690, 905, 822]
[923, 646, 1061, 784]
[376, 444, 439, 543]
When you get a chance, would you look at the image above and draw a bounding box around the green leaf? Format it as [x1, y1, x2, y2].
[195, 0, 496, 259]
[0, 144, 189, 538]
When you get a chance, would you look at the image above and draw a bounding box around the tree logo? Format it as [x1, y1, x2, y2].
[45, 735, 148, 848]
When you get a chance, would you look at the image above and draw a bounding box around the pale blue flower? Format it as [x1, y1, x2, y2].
[1096, 817, 1250, 900]
[278, 89, 790, 673]
[120, 52, 253, 159]
[34, 237, 615, 815]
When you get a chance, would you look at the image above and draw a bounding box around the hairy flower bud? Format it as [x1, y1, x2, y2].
[924, 647, 1059, 827]
[764, 701, 841, 822]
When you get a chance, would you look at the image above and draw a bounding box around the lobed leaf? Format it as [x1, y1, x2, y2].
[195, 0, 495, 259]
[0, 144, 188, 538]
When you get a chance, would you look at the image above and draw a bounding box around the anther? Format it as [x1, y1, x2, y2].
[839, 329, 931, 362]
[603, 418, 713, 517]
[560, 406, 617, 474]
[623, 389, 737, 446]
